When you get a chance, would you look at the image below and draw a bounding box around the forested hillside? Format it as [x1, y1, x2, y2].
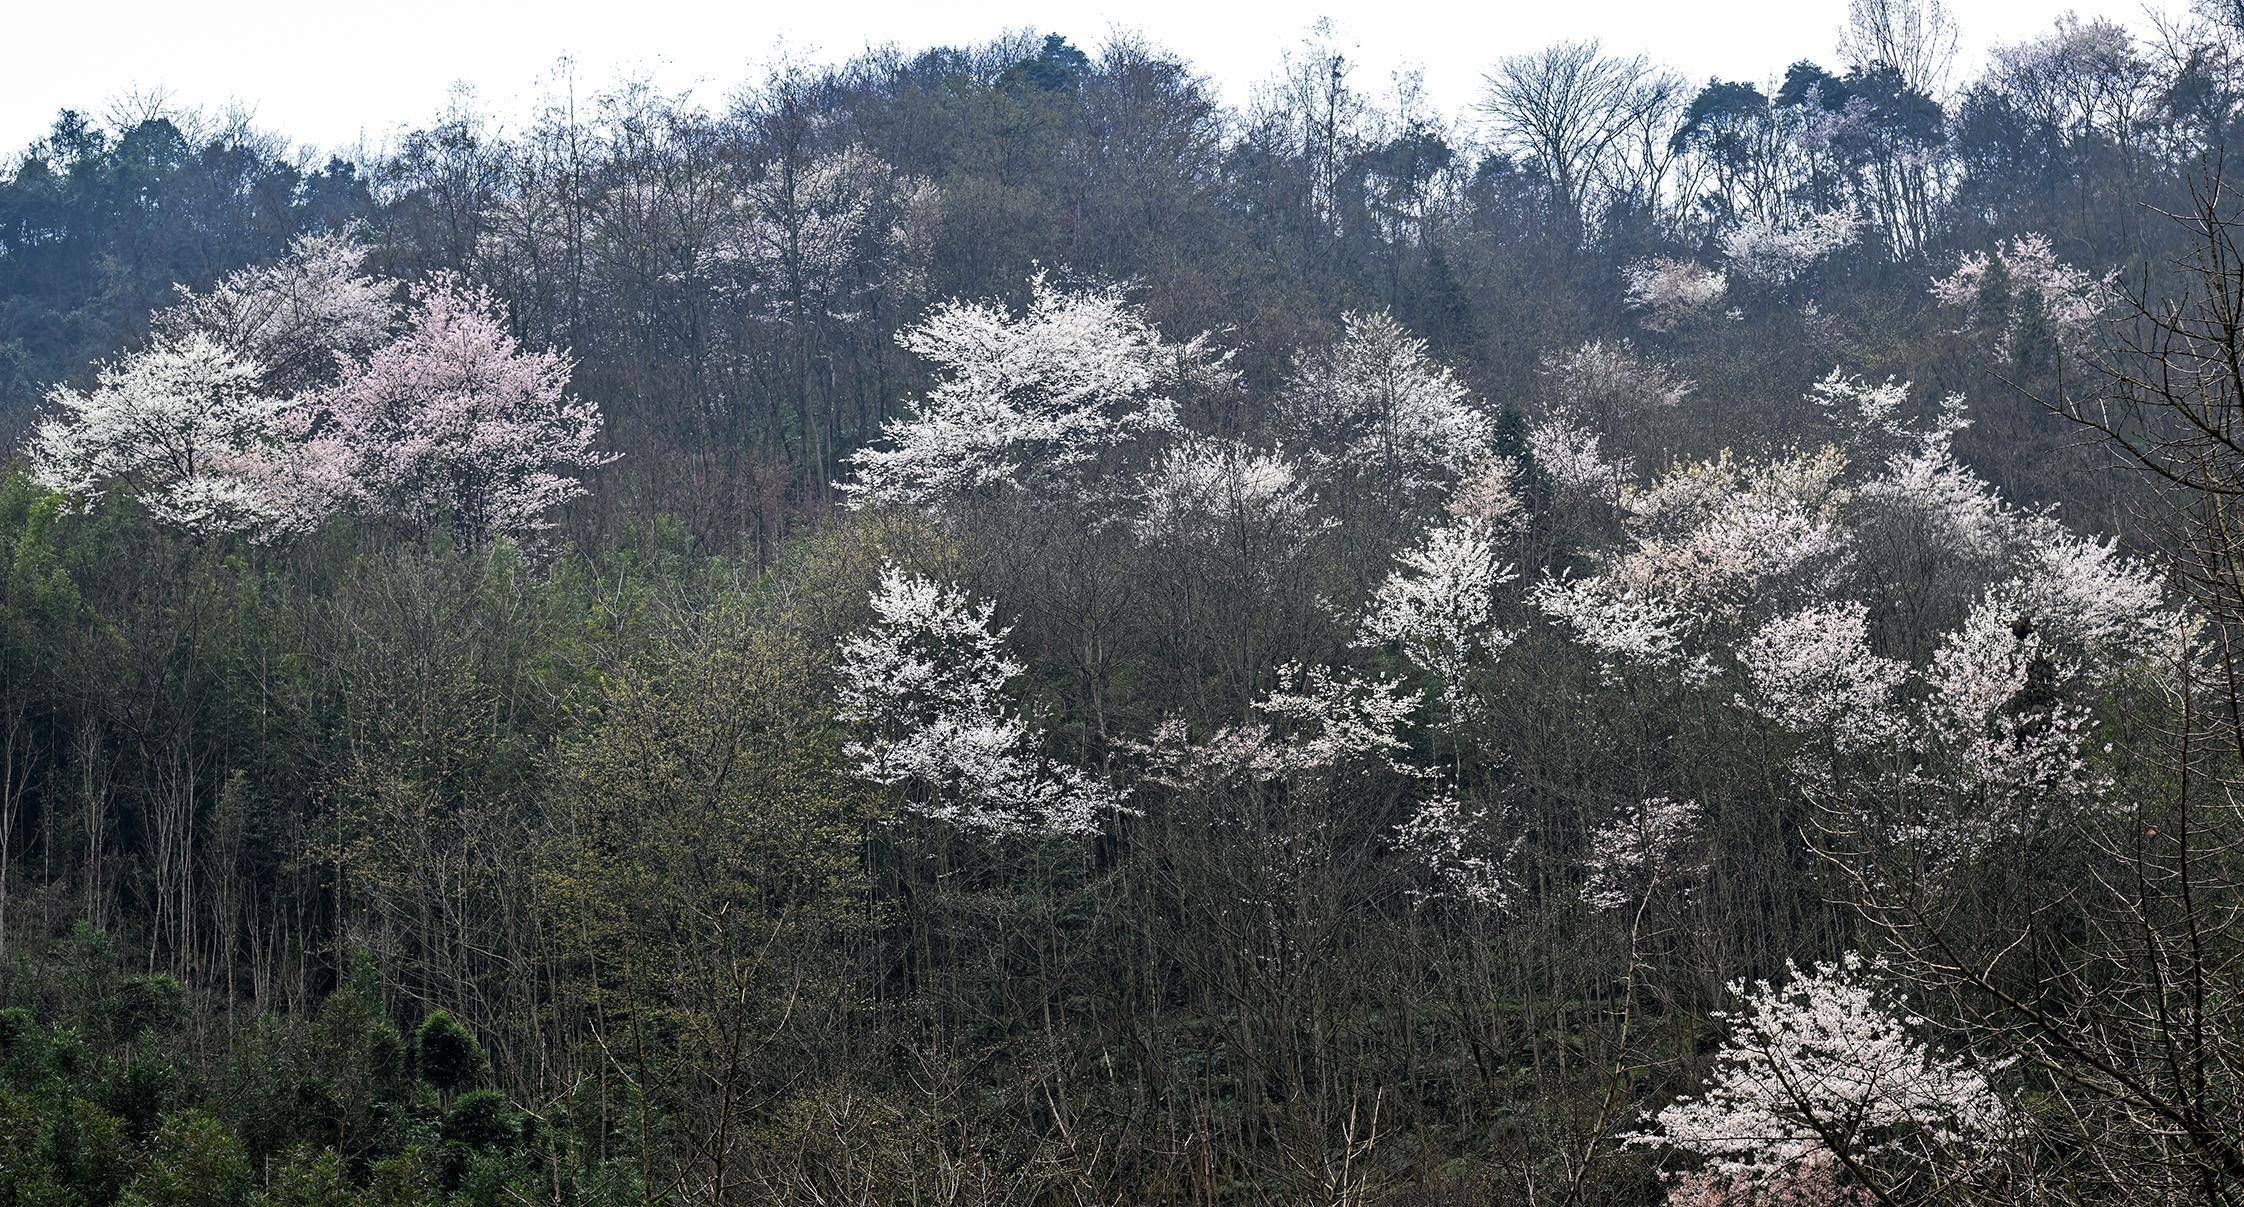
[3, 4, 2244, 1202]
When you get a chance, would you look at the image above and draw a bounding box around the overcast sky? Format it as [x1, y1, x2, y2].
[2, 0, 2174, 158]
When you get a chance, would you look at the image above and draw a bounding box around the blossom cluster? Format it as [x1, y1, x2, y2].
[34, 241, 605, 545]
[835, 567, 1120, 836]
[1636, 953, 2010, 1192]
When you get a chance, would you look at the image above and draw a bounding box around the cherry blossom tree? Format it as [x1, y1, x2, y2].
[1279, 309, 1491, 498]
[1636, 953, 2011, 1200]
[1134, 436, 1324, 555]
[844, 272, 1224, 513]
[1624, 257, 1729, 329]
[1356, 517, 1518, 722]
[1395, 791, 1517, 908]
[1581, 796, 1705, 910]
[836, 567, 1120, 837]
[309, 277, 608, 544]
[1541, 339, 1694, 432]
[727, 145, 940, 324]
[1931, 232, 2111, 356]
[1720, 209, 1860, 286]
[152, 230, 398, 394]
[31, 334, 324, 540]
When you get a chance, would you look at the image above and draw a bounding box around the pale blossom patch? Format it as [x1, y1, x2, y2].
[1581, 796, 1705, 910]
[1738, 601, 1908, 755]
[1280, 310, 1492, 498]
[836, 567, 1121, 837]
[1533, 575, 1717, 687]
[1624, 257, 1729, 330]
[1540, 339, 1693, 423]
[1931, 232, 2111, 355]
[306, 277, 608, 544]
[31, 334, 324, 540]
[1356, 518, 1519, 722]
[1526, 411, 1631, 501]
[1720, 208, 1860, 285]
[846, 272, 1221, 512]
[1135, 437, 1325, 553]
[1394, 791, 1518, 909]
[1634, 953, 2011, 1192]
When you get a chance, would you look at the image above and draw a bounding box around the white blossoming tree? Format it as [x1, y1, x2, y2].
[1624, 257, 1729, 330]
[31, 334, 324, 540]
[836, 566, 1119, 837]
[1356, 517, 1518, 724]
[1279, 309, 1491, 499]
[152, 230, 398, 394]
[1721, 208, 1860, 286]
[844, 273, 1224, 513]
[1931, 232, 2110, 356]
[1636, 954, 2011, 1201]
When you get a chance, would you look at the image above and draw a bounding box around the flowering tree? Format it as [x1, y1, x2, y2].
[727, 145, 941, 324]
[1134, 437, 1324, 556]
[1738, 601, 1909, 761]
[1636, 954, 2010, 1200]
[835, 567, 1119, 837]
[1931, 232, 2110, 356]
[309, 277, 608, 544]
[1279, 309, 1491, 498]
[1356, 518, 1518, 723]
[152, 230, 398, 394]
[845, 273, 1222, 513]
[1581, 796, 1705, 911]
[1395, 792, 1517, 908]
[31, 334, 323, 539]
[1720, 209, 1859, 286]
[1624, 257, 1729, 329]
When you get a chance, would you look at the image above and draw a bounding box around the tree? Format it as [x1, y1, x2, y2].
[309, 277, 608, 544]
[843, 273, 1224, 514]
[1838, 0, 1959, 97]
[1479, 41, 1677, 241]
[835, 566, 1120, 836]
[1635, 954, 2011, 1200]
[31, 334, 323, 539]
[413, 1011, 486, 1096]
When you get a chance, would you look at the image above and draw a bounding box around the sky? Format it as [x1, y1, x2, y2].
[1, 0, 2177, 158]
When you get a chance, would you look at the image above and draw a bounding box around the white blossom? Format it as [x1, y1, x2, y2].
[1254, 662, 1424, 775]
[1280, 310, 1491, 497]
[836, 567, 1120, 836]
[1356, 518, 1518, 721]
[31, 334, 322, 539]
[1931, 232, 2111, 354]
[1135, 436, 1324, 553]
[153, 230, 398, 393]
[845, 273, 1219, 512]
[1624, 257, 1729, 330]
[1721, 209, 1860, 285]
[1533, 575, 1717, 686]
[1447, 455, 1530, 534]
[1581, 796, 1705, 910]
[1636, 953, 2011, 1192]
[1540, 339, 1693, 423]
[1738, 601, 1908, 755]
[1526, 410, 1631, 500]
[1394, 791, 1517, 908]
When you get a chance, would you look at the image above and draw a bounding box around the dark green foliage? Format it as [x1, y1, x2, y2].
[410, 1014, 483, 1095]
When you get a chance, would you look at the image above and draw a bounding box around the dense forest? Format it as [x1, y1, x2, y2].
[4, 0, 2244, 1201]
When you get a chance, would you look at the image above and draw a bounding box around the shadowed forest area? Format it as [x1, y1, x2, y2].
[6, 1, 2244, 1202]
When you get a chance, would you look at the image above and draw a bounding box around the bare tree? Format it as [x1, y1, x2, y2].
[1479, 41, 1672, 243]
[1839, 0, 1961, 96]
